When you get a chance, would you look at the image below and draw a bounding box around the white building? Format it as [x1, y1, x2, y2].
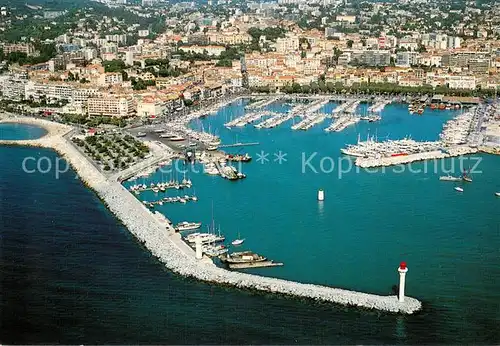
[125, 51, 134, 66]
[447, 76, 476, 90]
[87, 95, 135, 117]
[138, 29, 150, 37]
[178, 45, 226, 57]
[276, 35, 300, 54]
[98, 72, 123, 86]
[137, 99, 165, 117]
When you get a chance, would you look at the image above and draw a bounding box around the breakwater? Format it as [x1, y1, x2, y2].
[0, 117, 422, 314]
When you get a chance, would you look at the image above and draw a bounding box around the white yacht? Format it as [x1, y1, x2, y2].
[175, 222, 201, 231]
[184, 233, 225, 244]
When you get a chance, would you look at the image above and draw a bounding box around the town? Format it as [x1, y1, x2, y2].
[0, 0, 499, 120]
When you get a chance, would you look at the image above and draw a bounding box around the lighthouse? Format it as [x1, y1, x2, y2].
[195, 237, 203, 260]
[398, 262, 408, 302]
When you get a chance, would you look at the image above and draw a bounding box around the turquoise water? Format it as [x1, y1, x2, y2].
[1, 111, 500, 343]
[0, 122, 47, 140]
[124, 100, 500, 341]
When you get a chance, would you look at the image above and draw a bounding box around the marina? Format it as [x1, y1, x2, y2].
[0, 116, 425, 315]
[3, 97, 500, 327]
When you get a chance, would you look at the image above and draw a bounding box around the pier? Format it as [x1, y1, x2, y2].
[368, 99, 391, 113]
[0, 116, 423, 315]
[292, 113, 327, 130]
[245, 96, 281, 110]
[224, 111, 281, 128]
[218, 142, 260, 148]
[228, 261, 284, 269]
[325, 115, 360, 132]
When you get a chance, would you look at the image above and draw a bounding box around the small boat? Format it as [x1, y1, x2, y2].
[231, 232, 245, 246]
[454, 187, 464, 192]
[462, 169, 473, 182]
[170, 136, 185, 142]
[495, 192, 500, 197]
[175, 221, 201, 231]
[220, 251, 267, 264]
[206, 146, 218, 151]
[440, 175, 462, 182]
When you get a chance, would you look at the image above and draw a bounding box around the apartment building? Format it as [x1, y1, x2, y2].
[98, 72, 123, 86]
[25, 81, 74, 103]
[442, 51, 490, 67]
[178, 45, 226, 57]
[276, 35, 299, 54]
[87, 95, 135, 117]
[447, 76, 476, 90]
[0, 74, 28, 101]
[2, 43, 36, 56]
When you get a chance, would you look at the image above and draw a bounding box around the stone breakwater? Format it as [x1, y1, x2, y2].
[1, 118, 422, 314]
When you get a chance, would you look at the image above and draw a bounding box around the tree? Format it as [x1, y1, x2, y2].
[347, 40, 354, 48]
[103, 59, 126, 73]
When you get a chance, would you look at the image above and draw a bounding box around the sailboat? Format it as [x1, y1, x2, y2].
[231, 232, 245, 246]
[462, 168, 473, 182]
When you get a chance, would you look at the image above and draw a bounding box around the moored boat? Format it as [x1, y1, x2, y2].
[175, 221, 202, 232]
[219, 251, 266, 264]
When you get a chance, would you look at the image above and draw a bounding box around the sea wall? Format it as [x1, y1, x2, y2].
[0, 117, 422, 315]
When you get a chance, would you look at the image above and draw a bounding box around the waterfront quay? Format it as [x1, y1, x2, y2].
[0, 116, 422, 314]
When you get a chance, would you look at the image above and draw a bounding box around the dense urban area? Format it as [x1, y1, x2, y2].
[0, 0, 499, 119]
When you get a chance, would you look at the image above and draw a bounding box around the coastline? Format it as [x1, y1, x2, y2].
[0, 116, 422, 315]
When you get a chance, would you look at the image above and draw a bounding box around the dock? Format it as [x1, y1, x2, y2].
[368, 99, 391, 113]
[245, 96, 281, 110]
[218, 142, 260, 148]
[228, 261, 284, 269]
[291, 113, 327, 130]
[325, 115, 360, 132]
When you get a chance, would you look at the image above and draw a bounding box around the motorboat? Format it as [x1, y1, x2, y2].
[170, 136, 185, 141]
[175, 221, 201, 232]
[439, 175, 462, 182]
[220, 251, 266, 264]
[454, 187, 464, 192]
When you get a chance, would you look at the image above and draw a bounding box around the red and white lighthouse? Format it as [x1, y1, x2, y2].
[398, 262, 408, 302]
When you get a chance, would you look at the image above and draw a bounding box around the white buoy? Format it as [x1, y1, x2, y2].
[195, 237, 203, 260]
[317, 189, 325, 201]
[398, 262, 408, 302]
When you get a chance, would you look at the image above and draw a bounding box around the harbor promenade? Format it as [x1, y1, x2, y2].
[0, 116, 422, 314]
